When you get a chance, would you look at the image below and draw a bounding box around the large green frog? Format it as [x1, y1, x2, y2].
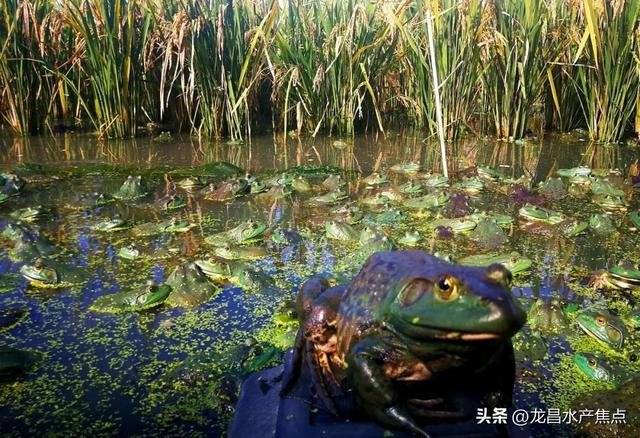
[576, 310, 628, 350]
[281, 251, 526, 436]
[2, 222, 59, 260]
[90, 281, 172, 314]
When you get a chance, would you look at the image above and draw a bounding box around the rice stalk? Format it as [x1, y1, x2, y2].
[481, 0, 550, 140]
[570, 0, 640, 142]
[65, 0, 155, 138]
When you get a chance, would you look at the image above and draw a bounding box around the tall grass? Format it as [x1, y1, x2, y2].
[64, 0, 154, 138]
[571, 0, 640, 142]
[543, 0, 582, 132]
[0, 0, 66, 134]
[396, 0, 484, 140]
[0, 0, 639, 143]
[154, 0, 276, 140]
[479, 0, 549, 140]
[270, 0, 396, 137]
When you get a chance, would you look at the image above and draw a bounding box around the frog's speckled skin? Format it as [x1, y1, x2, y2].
[281, 250, 526, 436]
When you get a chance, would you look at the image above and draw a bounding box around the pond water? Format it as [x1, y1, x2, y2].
[0, 133, 638, 437]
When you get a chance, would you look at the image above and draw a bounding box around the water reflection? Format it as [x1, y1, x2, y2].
[0, 133, 638, 436]
[1, 134, 636, 175]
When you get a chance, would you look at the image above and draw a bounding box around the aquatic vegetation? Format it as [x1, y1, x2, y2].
[571, 0, 640, 142]
[0, 0, 639, 142]
[0, 138, 639, 436]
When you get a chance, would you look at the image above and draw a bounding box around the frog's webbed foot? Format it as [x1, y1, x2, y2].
[408, 398, 466, 419]
[349, 339, 433, 436]
[384, 407, 432, 438]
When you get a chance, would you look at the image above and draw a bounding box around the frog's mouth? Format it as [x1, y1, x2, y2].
[420, 326, 501, 341]
[392, 320, 504, 342]
[433, 331, 500, 341]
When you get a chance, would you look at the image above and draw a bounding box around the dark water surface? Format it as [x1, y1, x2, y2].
[0, 133, 638, 436]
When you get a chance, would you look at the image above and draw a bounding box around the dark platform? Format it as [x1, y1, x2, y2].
[229, 351, 533, 438]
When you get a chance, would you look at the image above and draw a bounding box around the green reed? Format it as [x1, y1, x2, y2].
[571, 0, 640, 142]
[0, 0, 639, 143]
[65, 0, 154, 138]
[269, 0, 395, 137]
[396, 0, 483, 141]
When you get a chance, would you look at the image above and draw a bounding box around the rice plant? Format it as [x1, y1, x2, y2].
[65, 0, 155, 138]
[0, 0, 639, 143]
[570, 0, 640, 142]
[269, 0, 395, 137]
[480, 0, 549, 140]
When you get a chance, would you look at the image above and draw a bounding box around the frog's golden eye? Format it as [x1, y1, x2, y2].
[588, 358, 597, 367]
[398, 278, 431, 307]
[435, 275, 460, 301]
[596, 316, 606, 326]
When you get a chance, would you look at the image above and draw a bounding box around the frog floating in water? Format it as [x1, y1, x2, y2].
[153, 131, 173, 142]
[195, 257, 275, 293]
[527, 299, 569, 335]
[590, 262, 640, 291]
[20, 259, 88, 288]
[0, 173, 25, 196]
[10, 206, 54, 223]
[202, 178, 249, 201]
[90, 281, 172, 314]
[164, 263, 218, 307]
[204, 219, 266, 246]
[1, 345, 42, 380]
[113, 175, 148, 200]
[576, 310, 629, 351]
[2, 222, 59, 261]
[573, 352, 623, 384]
[281, 251, 526, 436]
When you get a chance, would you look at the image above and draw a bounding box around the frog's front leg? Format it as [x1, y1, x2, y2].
[281, 275, 333, 396]
[348, 337, 432, 438]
